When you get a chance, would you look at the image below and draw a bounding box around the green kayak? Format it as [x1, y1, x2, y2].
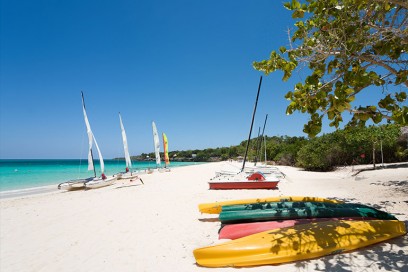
[219, 203, 397, 224]
[221, 201, 368, 212]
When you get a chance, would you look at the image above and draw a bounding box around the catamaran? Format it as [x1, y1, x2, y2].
[208, 76, 281, 189]
[59, 92, 116, 190]
[115, 113, 143, 183]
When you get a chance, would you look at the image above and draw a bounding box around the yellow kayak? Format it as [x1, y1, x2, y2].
[198, 196, 343, 214]
[193, 220, 406, 267]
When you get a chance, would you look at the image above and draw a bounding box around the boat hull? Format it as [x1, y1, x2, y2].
[58, 177, 94, 191]
[194, 220, 407, 267]
[219, 217, 377, 240]
[198, 196, 343, 214]
[158, 168, 171, 173]
[58, 182, 86, 191]
[115, 171, 140, 180]
[209, 180, 278, 190]
[85, 177, 116, 189]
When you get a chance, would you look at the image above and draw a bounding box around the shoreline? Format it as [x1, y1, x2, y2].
[1, 161, 407, 271]
[0, 184, 58, 200]
[0, 161, 205, 196]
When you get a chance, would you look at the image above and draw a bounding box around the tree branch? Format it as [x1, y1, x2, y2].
[359, 55, 408, 87]
[372, 0, 408, 10]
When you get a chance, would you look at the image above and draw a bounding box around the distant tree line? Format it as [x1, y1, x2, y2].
[296, 124, 407, 171]
[116, 124, 407, 171]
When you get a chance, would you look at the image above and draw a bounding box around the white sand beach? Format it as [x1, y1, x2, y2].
[0, 162, 407, 272]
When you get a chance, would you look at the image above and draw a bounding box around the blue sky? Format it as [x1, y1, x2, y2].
[0, 0, 381, 159]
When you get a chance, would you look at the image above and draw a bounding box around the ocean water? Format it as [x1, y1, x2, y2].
[0, 159, 199, 192]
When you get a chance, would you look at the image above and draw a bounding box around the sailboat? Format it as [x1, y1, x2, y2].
[149, 121, 161, 173]
[160, 133, 171, 172]
[208, 76, 280, 190]
[115, 113, 143, 183]
[58, 92, 116, 190]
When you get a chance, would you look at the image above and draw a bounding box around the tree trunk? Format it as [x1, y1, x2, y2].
[372, 144, 376, 169]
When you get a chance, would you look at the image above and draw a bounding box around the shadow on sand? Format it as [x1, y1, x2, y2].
[198, 217, 220, 223]
[294, 221, 408, 272]
[115, 184, 142, 189]
[371, 180, 408, 194]
[353, 162, 408, 176]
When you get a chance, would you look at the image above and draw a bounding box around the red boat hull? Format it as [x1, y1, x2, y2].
[219, 217, 377, 239]
[208, 181, 278, 190]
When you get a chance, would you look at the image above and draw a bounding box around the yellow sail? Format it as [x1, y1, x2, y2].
[162, 133, 170, 166]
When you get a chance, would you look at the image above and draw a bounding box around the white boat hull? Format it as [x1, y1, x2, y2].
[58, 177, 94, 191]
[115, 171, 140, 180]
[85, 176, 116, 189]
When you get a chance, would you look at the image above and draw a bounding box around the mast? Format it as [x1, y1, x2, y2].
[81, 91, 97, 177]
[241, 76, 262, 172]
[257, 114, 268, 165]
[254, 127, 261, 166]
[90, 150, 96, 177]
[264, 134, 267, 163]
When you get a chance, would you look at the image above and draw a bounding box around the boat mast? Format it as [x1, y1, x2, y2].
[241, 76, 262, 172]
[264, 134, 267, 163]
[81, 91, 97, 178]
[253, 127, 261, 166]
[257, 114, 268, 165]
[90, 150, 96, 177]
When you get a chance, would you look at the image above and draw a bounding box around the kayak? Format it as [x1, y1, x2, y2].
[219, 205, 397, 224]
[218, 217, 377, 240]
[220, 201, 367, 212]
[194, 220, 407, 267]
[198, 196, 343, 214]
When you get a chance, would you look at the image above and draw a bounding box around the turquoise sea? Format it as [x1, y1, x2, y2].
[0, 159, 199, 192]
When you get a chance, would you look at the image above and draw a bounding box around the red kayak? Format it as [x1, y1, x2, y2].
[219, 217, 377, 240]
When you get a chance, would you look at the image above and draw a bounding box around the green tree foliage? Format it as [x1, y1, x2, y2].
[127, 125, 406, 171]
[296, 124, 404, 170]
[263, 136, 308, 165]
[253, 0, 408, 137]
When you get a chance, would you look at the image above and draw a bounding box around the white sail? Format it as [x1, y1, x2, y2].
[152, 121, 161, 166]
[81, 94, 94, 171]
[119, 113, 132, 168]
[92, 134, 105, 174]
[58, 92, 114, 191]
[81, 92, 105, 175]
